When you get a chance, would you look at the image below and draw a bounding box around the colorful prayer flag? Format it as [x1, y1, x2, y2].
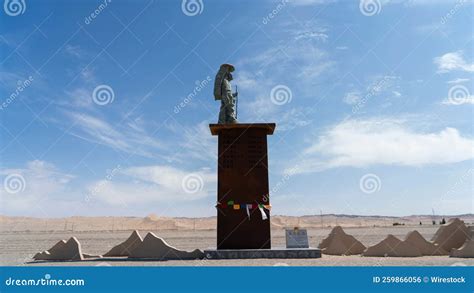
[233, 204, 240, 210]
[259, 206, 268, 220]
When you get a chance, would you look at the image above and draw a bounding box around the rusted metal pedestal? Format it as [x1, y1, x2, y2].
[209, 123, 275, 250]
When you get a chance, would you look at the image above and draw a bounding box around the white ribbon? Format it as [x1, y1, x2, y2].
[259, 206, 268, 220]
[246, 204, 250, 220]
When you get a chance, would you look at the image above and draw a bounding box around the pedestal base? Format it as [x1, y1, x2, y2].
[203, 248, 321, 259]
[210, 123, 276, 249]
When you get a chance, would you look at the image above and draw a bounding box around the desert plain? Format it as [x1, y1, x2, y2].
[1, 214, 473, 266]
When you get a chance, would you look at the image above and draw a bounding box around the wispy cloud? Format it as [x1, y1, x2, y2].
[442, 96, 474, 105]
[65, 111, 163, 158]
[342, 75, 402, 111]
[292, 117, 474, 173]
[290, 0, 337, 6]
[447, 78, 470, 84]
[177, 120, 217, 162]
[89, 165, 216, 206]
[343, 91, 361, 105]
[434, 51, 474, 73]
[62, 87, 95, 109]
[64, 44, 88, 59]
[0, 160, 75, 214]
[0, 160, 216, 215]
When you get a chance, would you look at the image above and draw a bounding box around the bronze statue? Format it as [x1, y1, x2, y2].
[214, 64, 238, 124]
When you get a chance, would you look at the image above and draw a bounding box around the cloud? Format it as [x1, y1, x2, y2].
[392, 91, 402, 97]
[0, 160, 216, 216]
[343, 91, 361, 105]
[387, 0, 471, 5]
[65, 111, 162, 158]
[178, 121, 217, 162]
[342, 75, 402, 111]
[63, 87, 94, 108]
[442, 96, 474, 105]
[237, 19, 333, 85]
[447, 78, 470, 84]
[0, 160, 74, 214]
[434, 51, 474, 73]
[290, 0, 337, 6]
[88, 165, 216, 206]
[293, 118, 474, 173]
[294, 30, 328, 42]
[64, 44, 87, 59]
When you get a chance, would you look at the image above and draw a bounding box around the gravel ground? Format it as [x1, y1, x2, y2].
[1, 226, 472, 266]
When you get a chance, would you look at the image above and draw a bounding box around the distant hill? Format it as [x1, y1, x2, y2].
[0, 214, 472, 232]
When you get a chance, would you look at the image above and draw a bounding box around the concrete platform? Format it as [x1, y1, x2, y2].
[204, 248, 321, 259]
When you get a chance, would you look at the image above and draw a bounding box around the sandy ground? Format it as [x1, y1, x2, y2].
[1, 226, 472, 266]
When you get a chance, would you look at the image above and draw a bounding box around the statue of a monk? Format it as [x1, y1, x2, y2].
[214, 63, 238, 124]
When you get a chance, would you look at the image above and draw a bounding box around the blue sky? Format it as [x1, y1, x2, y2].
[0, 0, 473, 218]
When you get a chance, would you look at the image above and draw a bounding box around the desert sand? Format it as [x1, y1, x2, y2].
[1, 214, 473, 266]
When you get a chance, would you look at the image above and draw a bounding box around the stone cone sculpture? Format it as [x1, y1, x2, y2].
[104, 230, 143, 257]
[33, 237, 84, 261]
[404, 230, 447, 256]
[362, 234, 422, 257]
[450, 240, 474, 258]
[450, 226, 474, 258]
[318, 226, 366, 255]
[129, 232, 204, 260]
[431, 218, 469, 252]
